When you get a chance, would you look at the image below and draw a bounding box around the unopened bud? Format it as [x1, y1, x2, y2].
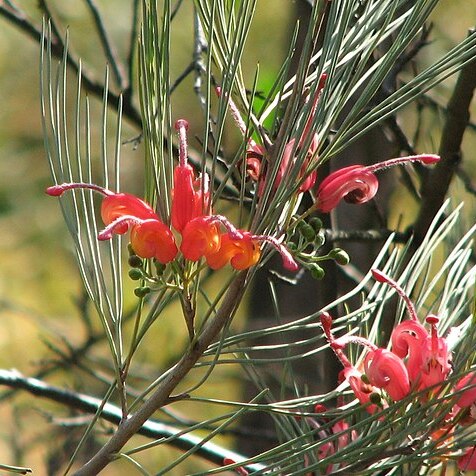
[361, 373, 370, 385]
[369, 392, 381, 405]
[134, 286, 150, 298]
[308, 263, 325, 280]
[300, 224, 316, 242]
[128, 269, 143, 281]
[128, 255, 143, 268]
[154, 260, 166, 275]
[287, 241, 297, 251]
[314, 232, 326, 247]
[309, 217, 323, 232]
[331, 248, 350, 265]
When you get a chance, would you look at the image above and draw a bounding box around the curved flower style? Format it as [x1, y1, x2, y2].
[373, 269, 452, 392]
[316, 154, 440, 213]
[390, 320, 428, 384]
[46, 184, 178, 264]
[364, 348, 410, 401]
[316, 165, 378, 213]
[320, 312, 380, 413]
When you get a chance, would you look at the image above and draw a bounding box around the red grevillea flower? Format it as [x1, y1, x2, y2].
[171, 119, 210, 232]
[316, 154, 440, 213]
[129, 220, 177, 263]
[364, 348, 410, 401]
[46, 183, 178, 264]
[415, 315, 451, 392]
[320, 312, 381, 412]
[455, 372, 476, 409]
[373, 269, 452, 392]
[180, 217, 221, 262]
[46, 183, 158, 234]
[206, 232, 261, 270]
[458, 447, 476, 471]
[219, 76, 326, 193]
[390, 320, 428, 384]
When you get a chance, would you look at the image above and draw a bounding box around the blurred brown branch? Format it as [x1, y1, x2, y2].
[0, 0, 142, 128]
[413, 28, 476, 247]
[0, 368, 264, 473]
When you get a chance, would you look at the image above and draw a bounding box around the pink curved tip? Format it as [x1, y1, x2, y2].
[174, 119, 189, 131]
[46, 185, 65, 196]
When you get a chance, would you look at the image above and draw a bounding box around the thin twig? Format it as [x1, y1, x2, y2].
[83, 0, 128, 90]
[324, 228, 410, 243]
[456, 168, 476, 196]
[125, 0, 140, 104]
[0, 1, 142, 128]
[0, 369, 264, 473]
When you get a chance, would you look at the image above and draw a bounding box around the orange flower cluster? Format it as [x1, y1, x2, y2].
[46, 119, 298, 272]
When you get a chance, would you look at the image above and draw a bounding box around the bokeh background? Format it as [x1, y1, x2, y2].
[0, 0, 474, 474]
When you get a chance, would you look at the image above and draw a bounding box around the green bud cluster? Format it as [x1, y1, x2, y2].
[296, 218, 325, 247]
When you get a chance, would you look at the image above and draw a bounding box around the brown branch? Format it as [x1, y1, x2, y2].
[0, 368, 264, 473]
[412, 28, 476, 248]
[74, 272, 249, 475]
[83, 0, 128, 91]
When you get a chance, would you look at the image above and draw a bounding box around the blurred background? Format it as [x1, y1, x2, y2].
[0, 0, 474, 474]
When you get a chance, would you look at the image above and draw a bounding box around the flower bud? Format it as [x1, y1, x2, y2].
[134, 286, 150, 298]
[369, 392, 381, 405]
[154, 260, 166, 275]
[309, 217, 323, 232]
[128, 255, 143, 268]
[287, 241, 297, 251]
[128, 269, 143, 281]
[314, 232, 326, 247]
[300, 223, 316, 242]
[331, 248, 350, 265]
[308, 263, 325, 280]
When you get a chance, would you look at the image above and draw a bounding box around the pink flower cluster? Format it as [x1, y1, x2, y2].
[221, 77, 439, 212]
[321, 269, 476, 470]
